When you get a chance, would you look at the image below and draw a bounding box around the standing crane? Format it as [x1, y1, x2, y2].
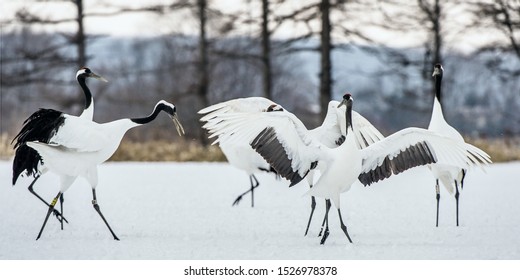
[12, 67, 107, 229]
[428, 63, 473, 227]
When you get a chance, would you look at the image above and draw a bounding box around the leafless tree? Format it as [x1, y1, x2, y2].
[375, 0, 455, 82]
[261, 0, 273, 100]
[271, 0, 377, 120]
[469, 0, 520, 76]
[12, 0, 93, 68]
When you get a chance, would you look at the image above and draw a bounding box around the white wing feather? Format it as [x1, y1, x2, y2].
[48, 114, 112, 152]
[360, 127, 491, 174]
[206, 110, 326, 177]
[309, 100, 383, 149]
[198, 97, 280, 122]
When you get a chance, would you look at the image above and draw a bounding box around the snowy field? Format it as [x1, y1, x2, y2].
[0, 160, 519, 260]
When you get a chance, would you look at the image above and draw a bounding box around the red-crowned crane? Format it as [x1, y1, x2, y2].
[199, 97, 384, 237]
[17, 100, 184, 240]
[428, 63, 477, 227]
[206, 93, 491, 244]
[12, 67, 107, 229]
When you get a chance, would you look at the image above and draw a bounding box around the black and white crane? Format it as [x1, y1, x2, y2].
[199, 98, 282, 207]
[207, 93, 491, 244]
[428, 64, 473, 227]
[304, 99, 384, 236]
[199, 96, 384, 234]
[15, 100, 184, 240]
[12, 67, 107, 229]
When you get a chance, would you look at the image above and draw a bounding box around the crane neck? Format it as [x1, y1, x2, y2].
[344, 100, 354, 137]
[431, 71, 446, 121]
[131, 104, 164, 125]
[77, 75, 93, 113]
[434, 72, 443, 105]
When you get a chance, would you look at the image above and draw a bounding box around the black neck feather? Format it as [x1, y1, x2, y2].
[434, 72, 442, 102]
[345, 101, 353, 135]
[131, 105, 163, 125]
[77, 75, 92, 110]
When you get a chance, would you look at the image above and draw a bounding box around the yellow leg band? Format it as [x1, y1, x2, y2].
[51, 198, 58, 207]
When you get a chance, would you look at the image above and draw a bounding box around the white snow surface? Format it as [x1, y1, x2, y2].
[1, 160, 519, 260]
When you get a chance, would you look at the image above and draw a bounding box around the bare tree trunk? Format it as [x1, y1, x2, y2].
[261, 0, 272, 100]
[75, 0, 86, 67]
[198, 0, 209, 143]
[418, 0, 443, 98]
[319, 0, 332, 121]
[198, 0, 209, 105]
[497, 0, 520, 58]
[432, 0, 442, 65]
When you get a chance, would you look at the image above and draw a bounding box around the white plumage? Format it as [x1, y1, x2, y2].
[202, 98, 384, 177]
[22, 100, 184, 240]
[205, 93, 491, 244]
[428, 63, 475, 226]
[12, 67, 107, 229]
[199, 97, 282, 207]
[200, 97, 384, 235]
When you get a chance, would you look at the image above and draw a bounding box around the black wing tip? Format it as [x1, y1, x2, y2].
[251, 127, 310, 187]
[359, 141, 437, 186]
[12, 108, 65, 145]
[12, 143, 43, 186]
[288, 179, 301, 188]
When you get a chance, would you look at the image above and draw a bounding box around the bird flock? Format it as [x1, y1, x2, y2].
[11, 64, 491, 245]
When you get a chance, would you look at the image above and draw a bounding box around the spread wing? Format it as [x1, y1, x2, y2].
[199, 97, 281, 122]
[358, 127, 492, 186]
[205, 110, 327, 187]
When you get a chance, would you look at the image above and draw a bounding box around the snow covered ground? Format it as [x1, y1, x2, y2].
[0, 160, 519, 260]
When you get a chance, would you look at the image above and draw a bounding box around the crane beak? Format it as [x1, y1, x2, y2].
[432, 68, 441, 77]
[171, 114, 185, 136]
[91, 73, 108, 82]
[337, 99, 347, 108]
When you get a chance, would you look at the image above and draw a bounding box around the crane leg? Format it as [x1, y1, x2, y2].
[60, 194, 64, 230]
[304, 194, 316, 236]
[250, 174, 259, 208]
[36, 192, 62, 240]
[232, 174, 260, 207]
[435, 179, 440, 227]
[318, 200, 328, 237]
[28, 175, 68, 224]
[460, 169, 466, 190]
[320, 199, 331, 245]
[455, 180, 460, 227]
[338, 208, 353, 243]
[92, 189, 120, 241]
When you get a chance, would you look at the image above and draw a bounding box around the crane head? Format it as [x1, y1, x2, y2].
[76, 67, 108, 82]
[337, 92, 353, 108]
[432, 63, 444, 77]
[157, 100, 185, 136]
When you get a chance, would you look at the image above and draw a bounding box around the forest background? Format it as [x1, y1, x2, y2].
[1, 0, 519, 162]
